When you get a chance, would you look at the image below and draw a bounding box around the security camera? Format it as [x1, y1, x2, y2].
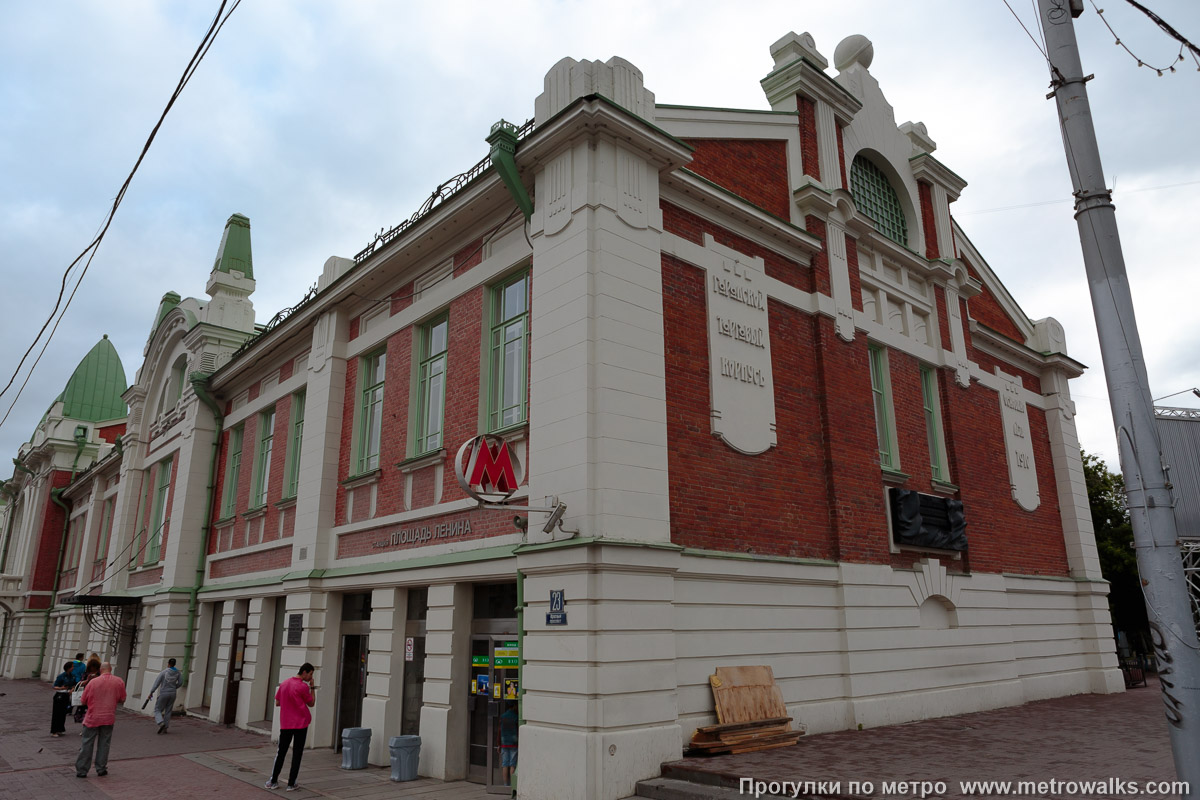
[542, 502, 567, 534]
[513, 515, 528, 532]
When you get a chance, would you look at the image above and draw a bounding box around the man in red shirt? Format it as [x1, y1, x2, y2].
[75, 662, 127, 778]
[265, 662, 316, 791]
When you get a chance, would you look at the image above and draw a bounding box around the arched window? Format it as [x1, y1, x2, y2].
[850, 155, 908, 246]
[159, 355, 188, 413]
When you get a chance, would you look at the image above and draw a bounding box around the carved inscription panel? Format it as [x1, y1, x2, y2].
[705, 235, 777, 455]
[997, 368, 1039, 512]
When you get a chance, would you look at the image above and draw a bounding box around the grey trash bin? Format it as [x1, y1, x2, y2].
[341, 727, 372, 770]
[389, 735, 421, 782]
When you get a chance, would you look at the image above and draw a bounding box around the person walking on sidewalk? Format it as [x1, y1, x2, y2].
[148, 657, 182, 734]
[265, 663, 316, 791]
[74, 662, 127, 779]
[50, 660, 75, 737]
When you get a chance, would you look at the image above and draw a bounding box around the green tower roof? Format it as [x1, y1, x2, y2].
[54, 335, 129, 423]
[212, 213, 253, 279]
[152, 291, 182, 333]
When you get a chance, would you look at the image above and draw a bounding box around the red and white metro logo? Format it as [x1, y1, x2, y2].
[454, 434, 524, 503]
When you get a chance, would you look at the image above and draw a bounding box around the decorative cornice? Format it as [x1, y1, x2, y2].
[760, 56, 862, 122]
[910, 153, 968, 200]
[970, 320, 1085, 378]
[663, 172, 822, 261]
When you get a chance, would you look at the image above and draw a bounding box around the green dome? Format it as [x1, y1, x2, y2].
[54, 336, 129, 423]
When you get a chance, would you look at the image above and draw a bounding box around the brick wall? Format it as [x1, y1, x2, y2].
[798, 96, 820, 180]
[662, 254, 835, 558]
[660, 204, 1071, 576]
[682, 139, 791, 220]
[209, 543, 292, 579]
[663, 202, 813, 293]
[919, 182, 939, 259]
[335, 507, 510, 559]
[962, 261, 1025, 342]
[97, 423, 125, 444]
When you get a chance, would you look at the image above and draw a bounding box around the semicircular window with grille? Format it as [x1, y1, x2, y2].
[850, 156, 908, 246]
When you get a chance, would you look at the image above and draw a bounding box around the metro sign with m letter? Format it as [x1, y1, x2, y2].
[455, 434, 525, 503]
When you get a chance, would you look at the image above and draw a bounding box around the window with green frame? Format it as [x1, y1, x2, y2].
[284, 391, 305, 498]
[488, 270, 529, 431]
[920, 365, 949, 482]
[850, 155, 908, 246]
[358, 350, 387, 473]
[868, 344, 899, 470]
[221, 425, 244, 518]
[252, 408, 276, 508]
[95, 497, 115, 566]
[416, 316, 449, 454]
[146, 457, 172, 563]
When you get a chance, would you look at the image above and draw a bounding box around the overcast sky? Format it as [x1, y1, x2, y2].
[2, 0, 1197, 475]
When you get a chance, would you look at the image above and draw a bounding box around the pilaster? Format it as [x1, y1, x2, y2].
[521, 58, 690, 544]
[418, 582, 472, 780]
[516, 541, 682, 800]
[280, 591, 334, 746]
[361, 587, 408, 765]
[293, 307, 349, 570]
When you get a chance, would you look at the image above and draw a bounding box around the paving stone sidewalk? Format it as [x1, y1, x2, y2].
[660, 679, 1183, 799]
[0, 676, 485, 800]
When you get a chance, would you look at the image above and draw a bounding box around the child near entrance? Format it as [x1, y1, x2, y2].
[499, 699, 518, 786]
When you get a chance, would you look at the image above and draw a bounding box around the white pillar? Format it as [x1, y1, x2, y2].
[361, 587, 408, 765]
[418, 582, 471, 780]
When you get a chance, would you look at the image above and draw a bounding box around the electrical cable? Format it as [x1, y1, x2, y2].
[0, 0, 242, 431]
[959, 177, 1200, 215]
[1091, 0, 1192, 74]
[1121, 0, 1200, 69]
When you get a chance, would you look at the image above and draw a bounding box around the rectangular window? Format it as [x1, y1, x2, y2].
[221, 425, 244, 518]
[95, 497, 115, 565]
[921, 365, 949, 482]
[358, 350, 387, 473]
[488, 271, 529, 431]
[285, 391, 305, 498]
[146, 458, 171, 563]
[416, 316, 449, 454]
[65, 517, 80, 570]
[253, 408, 276, 507]
[868, 344, 899, 470]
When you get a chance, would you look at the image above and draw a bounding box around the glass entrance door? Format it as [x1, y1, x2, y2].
[466, 636, 520, 793]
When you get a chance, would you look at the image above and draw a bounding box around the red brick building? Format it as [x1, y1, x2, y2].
[0, 31, 1120, 800]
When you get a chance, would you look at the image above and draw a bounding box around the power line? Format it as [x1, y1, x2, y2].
[1122, 0, 1200, 68]
[959, 177, 1200, 215]
[0, 0, 242, 432]
[1091, 0, 1194, 74]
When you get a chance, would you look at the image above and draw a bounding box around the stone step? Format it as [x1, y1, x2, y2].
[634, 776, 792, 800]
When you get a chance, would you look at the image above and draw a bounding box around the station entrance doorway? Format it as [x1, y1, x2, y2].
[466, 582, 518, 793]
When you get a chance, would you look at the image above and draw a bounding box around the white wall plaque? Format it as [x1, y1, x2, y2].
[705, 235, 777, 455]
[996, 368, 1040, 512]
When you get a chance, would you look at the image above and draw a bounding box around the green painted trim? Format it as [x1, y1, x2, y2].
[341, 468, 381, 486]
[284, 569, 326, 581]
[486, 270, 531, 432]
[199, 575, 288, 594]
[514, 536, 683, 555]
[487, 121, 533, 221]
[212, 214, 254, 279]
[678, 169, 820, 242]
[680, 546, 838, 567]
[320, 543, 517, 579]
[656, 103, 799, 116]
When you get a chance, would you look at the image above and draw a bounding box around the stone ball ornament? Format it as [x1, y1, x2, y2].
[834, 34, 874, 71]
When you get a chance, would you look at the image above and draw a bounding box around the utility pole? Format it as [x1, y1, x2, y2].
[1036, 0, 1199, 788]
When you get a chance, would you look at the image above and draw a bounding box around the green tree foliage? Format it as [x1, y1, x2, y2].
[1082, 451, 1149, 650]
